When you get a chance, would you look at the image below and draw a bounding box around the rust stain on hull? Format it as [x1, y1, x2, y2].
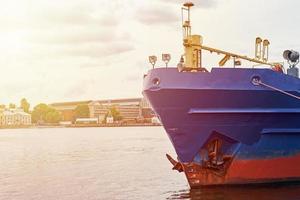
[181, 153, 300, 188]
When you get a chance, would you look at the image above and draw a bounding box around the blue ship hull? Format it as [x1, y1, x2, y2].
[143, 67, 300, 187]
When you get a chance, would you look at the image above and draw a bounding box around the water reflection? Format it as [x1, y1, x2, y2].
[167, 184, 300, 200]
[0, 127, 299, 200]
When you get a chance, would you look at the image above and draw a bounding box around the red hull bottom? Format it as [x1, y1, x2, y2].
[182, 154, 300, 188]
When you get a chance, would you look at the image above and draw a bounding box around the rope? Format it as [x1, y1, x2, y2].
[255, 79, 300, 100]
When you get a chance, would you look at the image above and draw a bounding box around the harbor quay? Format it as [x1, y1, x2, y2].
[0, 98, 160, 128]
[50, 97, 159, 126]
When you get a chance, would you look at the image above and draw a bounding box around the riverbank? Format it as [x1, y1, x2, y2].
[0, 125, 34, 129]
[67, 123, 161, 128]
[0, 123, 162, 130]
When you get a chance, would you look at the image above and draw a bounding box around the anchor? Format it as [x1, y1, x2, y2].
[166, 154, 184, 172]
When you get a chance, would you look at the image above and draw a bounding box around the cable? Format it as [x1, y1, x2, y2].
[253, 79, 300, 100]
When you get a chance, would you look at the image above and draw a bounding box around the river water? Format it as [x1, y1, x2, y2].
[0, 127, 299, 200]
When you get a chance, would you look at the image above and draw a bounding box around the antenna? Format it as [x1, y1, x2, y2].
[180, 2, 203, 69]
[182, 2, 194, 39]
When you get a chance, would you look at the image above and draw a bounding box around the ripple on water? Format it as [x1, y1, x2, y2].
[0, 127, 299, 200]
[166, 184, 300, 200]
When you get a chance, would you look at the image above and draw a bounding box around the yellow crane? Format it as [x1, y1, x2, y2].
[181, 2, 279, 70]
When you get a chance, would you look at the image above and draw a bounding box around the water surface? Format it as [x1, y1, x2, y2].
[0, 127, 299, 199]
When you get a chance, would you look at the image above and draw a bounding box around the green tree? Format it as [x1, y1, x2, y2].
[32, 103, 62, 124]
[74, 104, 90, 119]
[9, 103, 16, 109]
[45, 108, 62, 123]
[0, 104, 5, 109]
[32, 103, 49, 123]
[20, 98, 30, 113]
[109, 106, 122, 121]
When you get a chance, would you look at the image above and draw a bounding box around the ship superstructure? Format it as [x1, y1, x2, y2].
[143, 2, 300, 187]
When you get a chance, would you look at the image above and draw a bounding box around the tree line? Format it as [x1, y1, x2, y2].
[1, 98, 123, 124]
[0, 98, 30, 113]
[0, 98, 62, 124]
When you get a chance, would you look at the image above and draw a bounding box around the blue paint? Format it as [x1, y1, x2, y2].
[189, 108, 300, 114]
[236, 134, 300, 160]
[143, 67, 300, 162]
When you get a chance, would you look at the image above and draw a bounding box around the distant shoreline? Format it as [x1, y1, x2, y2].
[0, 123, 162, 130]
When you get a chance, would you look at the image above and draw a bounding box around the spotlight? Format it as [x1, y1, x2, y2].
[162, 54, 171, 67]
[283, 50, 299, 64]
[149, 56, 157, 68]
[283, 50, 299, 77]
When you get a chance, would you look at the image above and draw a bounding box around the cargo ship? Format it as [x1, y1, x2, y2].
[142, 2, 300, 188]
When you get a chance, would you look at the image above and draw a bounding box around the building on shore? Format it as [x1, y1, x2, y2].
[75, 118, 99, 124]
[50, 100, 90, 122]
[88, 98, 143, 123]
[106, 116, 114, 124]
[140, 98, 156, 121]
[50, 98, 156, 124]
[0, 108, 31, 126]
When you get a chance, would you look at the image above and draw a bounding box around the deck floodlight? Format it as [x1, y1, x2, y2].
[149, 55, 157, 68]
[283, 50, 299, 63]
[283, 50, 300, 67]
[162, 53, 171, 67]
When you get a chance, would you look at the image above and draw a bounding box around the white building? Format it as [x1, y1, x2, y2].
[106, 116, 114, 124]
[88, 98, 142, 122]
[0, 108, 31, 126]
[151, 116, 161, 125]
[75, 118, 98, 124]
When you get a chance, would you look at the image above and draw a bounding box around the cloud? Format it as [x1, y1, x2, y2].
[29, 7, 121, 29]
[134, 0, 220, 26]
[33, 6, 95, 26]
[13, 1, 136, 61]
[64, 81, 93, 99]
[135, 5, 179, 25]
[161, 0, 219, 8]
[28, 28, 129, 45]
[61, 42, 135, 58]
[25, 41, 134, 61]
[0, 1, 103, 31]
[0, 0, 164, 104]
[79, 63, 103, 68]
[125, 74, 140, 82]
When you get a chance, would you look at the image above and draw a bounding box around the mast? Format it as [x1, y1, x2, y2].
[181, 2, 278, 69]
[182, 2, 202, 69]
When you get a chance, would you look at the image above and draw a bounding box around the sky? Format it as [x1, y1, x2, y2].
[1, 0, 300, 106]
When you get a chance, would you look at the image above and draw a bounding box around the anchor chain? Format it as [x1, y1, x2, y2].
[252, 77, 300, 100]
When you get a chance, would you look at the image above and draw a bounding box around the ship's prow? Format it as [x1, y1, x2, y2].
[143, 2, 300, 187]
[143, 67, 300, 187]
